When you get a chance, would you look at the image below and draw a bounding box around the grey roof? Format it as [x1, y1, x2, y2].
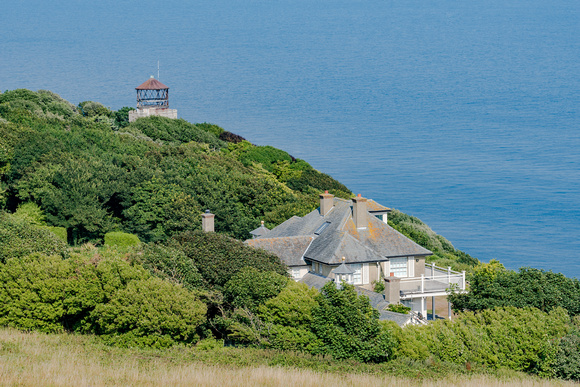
[247, 197, 431, 267]
[299, 272, 332, 289]
[331, 261, 354, 275]
[379, 310, 412, 326]
[249, 223, 270, 238]
[246, 236, 313, 267]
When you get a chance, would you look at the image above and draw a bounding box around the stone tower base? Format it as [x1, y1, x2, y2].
[129, 108, 178, 122]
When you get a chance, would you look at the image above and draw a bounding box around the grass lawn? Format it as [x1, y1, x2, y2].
[0, 328, 575, 386]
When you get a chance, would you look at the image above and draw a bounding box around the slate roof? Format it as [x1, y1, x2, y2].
[249, 222, 270, 238]
[248, 197, 431, 266]
[246, 236, 313, 267]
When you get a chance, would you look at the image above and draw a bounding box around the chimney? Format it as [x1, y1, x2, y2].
[352, 194, 367, 229]
[319, 190, 334, 216]
[201, 209, 215, 232]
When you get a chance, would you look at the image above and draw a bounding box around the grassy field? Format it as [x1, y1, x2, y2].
[0, 328, 575, 387]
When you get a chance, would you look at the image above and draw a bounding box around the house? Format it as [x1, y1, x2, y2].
[245, 192, 466, 322]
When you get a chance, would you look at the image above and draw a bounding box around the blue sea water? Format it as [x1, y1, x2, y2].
[1, 0, 579, 277]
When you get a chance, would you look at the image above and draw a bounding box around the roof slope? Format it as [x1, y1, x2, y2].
[136, 78, 170, 90]
[247, 197, 431, 266]
[246, 236, 313, 266]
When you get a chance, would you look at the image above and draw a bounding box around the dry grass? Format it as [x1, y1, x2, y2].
[0, 328, 576, 387]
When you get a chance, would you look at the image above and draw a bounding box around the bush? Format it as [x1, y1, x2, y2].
[171, 230, 288, 290]
[311, 282, 395, 362]
[0, 212, 67, 263]
[0, 252, 150, 333]
[44, 226, 67, 242]
[398, 307, 570, 376]
[553, 330, 580, 381]
[386, 303, 410, 314]
[137, 242, 203, 290]
[449, 263, 580, 317]
[224, 267, 289, 311]
[195, 122, 225, 137]
[104, 231, 141, 248]
[127, 116, 225, 149]
[90, 277, 207, 347]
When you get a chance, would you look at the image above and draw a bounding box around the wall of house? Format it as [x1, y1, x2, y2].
[414, 256, 425, 277]
[290, 266, 309, 281]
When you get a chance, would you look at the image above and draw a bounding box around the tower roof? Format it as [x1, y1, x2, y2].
[136, 77, 169, 90]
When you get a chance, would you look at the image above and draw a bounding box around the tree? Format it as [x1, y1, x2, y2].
[171, 230, 288, 290]
[311, 282, 395, 362]
[224, 267, 288, 311]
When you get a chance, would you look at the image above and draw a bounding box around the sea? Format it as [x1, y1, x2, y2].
[1, 0, 579, 277]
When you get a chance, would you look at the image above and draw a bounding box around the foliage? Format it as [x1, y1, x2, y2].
[0, 212, 67, 263]
[114, 107, 134, 129]
[104, 231, 141, 248]
[136, 242, 204, 290]
[195, 122, 225, 137]
[448, 263, 580, 316]
[397, 307, 570, 376]
[0, 89, 349, 244]
[90, 277, 207, 348]
[78, 101, 112, 118]
[311, 282, 395, 362]
[13, 202, 46, 225]
[127, 116, 225, 148]
[43, 226, 67, 242]
[224, 267, 289, 311]
[386, 303, 411, 314]
[388, 210, 479, 271]
[553, 329, 580, 381]
[372, 279, 385, 293]
[171, 230, 288, 290]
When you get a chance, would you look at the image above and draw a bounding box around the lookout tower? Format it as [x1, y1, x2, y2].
[128, 76, 178, 122]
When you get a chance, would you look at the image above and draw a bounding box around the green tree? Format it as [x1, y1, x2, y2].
[311, 282, 395, 362]
[171, 230, 288, 290]
[224, 267, 289, 311]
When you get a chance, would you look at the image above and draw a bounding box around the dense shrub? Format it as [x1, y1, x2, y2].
[195, 122, 225, 137]
[553, 329, 580, 381]
[449, 262, 580, 316]
[0, 212, 67, 263]
[137, 242, 204, 290]
[91, 277, 207, 348]
[171, 230, 288, 289]
[0, 252, 149, 333]
[224, 267, 289, 311]
[43, 226, 67, 242]
[311, 282, 395, 362]
[104, 231, 141, 248]
[127, 116, 225, 148]
[397, 307, 570, 376]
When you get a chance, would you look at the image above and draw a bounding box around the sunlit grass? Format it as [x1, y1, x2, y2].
[0, 328, 575, 386]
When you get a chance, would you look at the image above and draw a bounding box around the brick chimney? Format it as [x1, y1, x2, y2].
[319, 190, 334, 216]
[352, 194, 367, 229]
[201, 209, 215, 232]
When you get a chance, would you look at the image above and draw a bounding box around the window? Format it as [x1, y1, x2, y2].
[292, 268, 301, 279]
[389, 258, 408, 277]
[351, 264, 362, 284]
[314, 222, 331, 235]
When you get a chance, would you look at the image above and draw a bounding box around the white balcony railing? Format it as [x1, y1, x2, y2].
[399, 263, 466, 298]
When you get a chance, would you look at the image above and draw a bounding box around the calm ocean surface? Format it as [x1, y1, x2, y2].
[2, 0, 579, 277]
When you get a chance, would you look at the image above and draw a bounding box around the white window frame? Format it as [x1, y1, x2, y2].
[389, 257, 408, 277]
[351, 264, 362, 285]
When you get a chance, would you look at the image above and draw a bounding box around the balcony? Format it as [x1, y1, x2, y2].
[399, 263, 466, 299]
